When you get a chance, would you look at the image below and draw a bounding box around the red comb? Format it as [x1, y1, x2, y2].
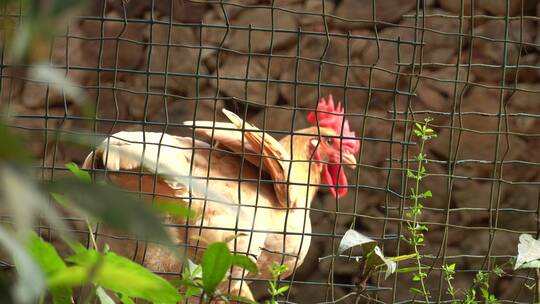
[307, 95, 360, 154]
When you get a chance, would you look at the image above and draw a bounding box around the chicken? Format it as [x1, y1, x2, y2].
[82, 95, 360, 301]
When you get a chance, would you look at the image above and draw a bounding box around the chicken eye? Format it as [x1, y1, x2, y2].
[324, 137, 332, 145]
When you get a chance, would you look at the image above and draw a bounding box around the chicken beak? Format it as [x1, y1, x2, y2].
[342, 153, 357, 169]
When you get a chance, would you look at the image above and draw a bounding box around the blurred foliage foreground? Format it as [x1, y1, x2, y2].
[3, 1, 540, 303]
[0, 1, 260, 303]
[0, 119, 258, 304]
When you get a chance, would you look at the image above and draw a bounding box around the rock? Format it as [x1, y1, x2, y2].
[299, 0, 336, 29]
[212, 0, 260, 20]
[537, 3, 540, 51]
[506, 83, 540, 135]
[228, 8, 298, 52]
[154, 0, 208, 22]
[51, 23, 88, 72]
[498, 184, 538, 231]
[429, 86, 527, 179]
[111, 75, 170, 121]
[333, 0, 416, 29]
[359, 9, 469, 102]
[79, 12, 147, 80]
[202, 5, 298, 55]
[81, 86, 132, 134]
[437, 0, 473, 15]
[201, 9, 229, 51]
[20, 25, 90, 108]
[143, 19, 208, 95]
[20, 81, 64, 109]
[251, 106, 310, 137]
[470, 19, 536, 83]
[7, 104, 72, 158]
[106, 0, 149, 18]
[312, 184, 380, 231]
[459, 230, 517, 269]
[438, 0, 537, 16]
[496, 274, 535, 302]
[452, 180, 494, 225]
[210, 55, 279, 107]
[279, 35, 368, 109]
[147, 87, 225, 136]
[0, 67, 25, 107]
[416, 67, 474, 112]
[476, 0, 538, 16]
[498, 52, 540, 84]
[274, 0, 304, 6]
[349, 29, 372, 63]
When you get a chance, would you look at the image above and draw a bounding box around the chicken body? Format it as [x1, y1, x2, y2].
[83, 103, 359, 301]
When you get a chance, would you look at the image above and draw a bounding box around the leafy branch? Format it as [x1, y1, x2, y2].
[403, 118, 436, 302]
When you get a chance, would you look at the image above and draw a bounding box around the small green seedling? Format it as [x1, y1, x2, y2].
[266, 263, 290, 304]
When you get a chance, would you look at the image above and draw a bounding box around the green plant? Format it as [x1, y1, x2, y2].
[201, 242, 258, 303]
[402, 117, 436, 302]
[265, 263, 290, 304]
[462, 271, 499, 304]
[442, 263, 457, 301]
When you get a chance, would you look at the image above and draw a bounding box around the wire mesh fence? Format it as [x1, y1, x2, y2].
[1, 0, 540, 303]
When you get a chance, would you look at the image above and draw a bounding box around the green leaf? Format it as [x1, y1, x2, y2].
[96, 286, 115, 304]
[51, 0, 87, 17]
[0, 123, 31, 163]
[47, 266, 88, 288]
[231, 255, 259, 275]
[514, 234, 540, 270]
[0, 226, 45, 304]
[27, 232, 66, 276]
[276, 285, 289, 295]
[480, 288, 489, 300]
[337, 229, 396, 279]
[1, 165, 73, 243]
[416, 224, 429, 232]
[442, 263, 456, 273]
[65, 162, 91, 182]
[185, 285, 203, 299]
[201, 243, 233, 295]
[26, 232, 72, 304]
[50, 192, 70, 207]
[226, 294, 257, 304]
[118, 294, 135, 304]
[67, 241, 89, 255]
[50, 250, 181, 303]
[46, 179, 174, 249]
[9, 21, 32, 63]
[393, 266, 429, 273]
[388, 253, 417, 262]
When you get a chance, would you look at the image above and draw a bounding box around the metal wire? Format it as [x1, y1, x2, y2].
[2, 0, 540, 303]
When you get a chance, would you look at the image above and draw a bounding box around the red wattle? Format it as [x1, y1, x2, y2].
[322, 164, 348, 198]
